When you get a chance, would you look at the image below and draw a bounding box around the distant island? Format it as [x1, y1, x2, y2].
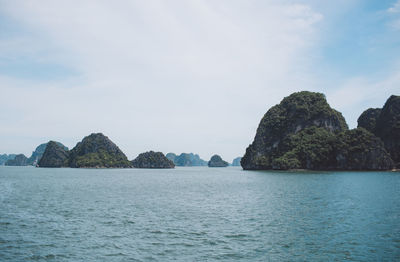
[241, 91, 399, 171]
[232, 157, 242, 166]
[132, 151, 175, 168]
[2, 141, 68, 167]
[208, 155, 229, 167]
[166, 153, 208, 166]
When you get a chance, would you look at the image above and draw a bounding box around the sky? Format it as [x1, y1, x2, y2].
[0, 0, 399, 162]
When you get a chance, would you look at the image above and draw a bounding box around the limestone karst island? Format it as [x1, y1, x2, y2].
[2, 91, 399, 171]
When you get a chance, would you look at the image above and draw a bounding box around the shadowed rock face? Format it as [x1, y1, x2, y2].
[358, 95, 400, 168]
[37, 141, 69, 168]
[132, 151, 175, 168]
[357, 108, 382, 133]
[241, 91, 396, 171]
[27, 142, 68, 165]
[5, 154, 28, 166]
[242, 91, 348, 170]
[68, 133, 132, 168]
[208, 155, 229, 167]
[374, 95, 400, 168]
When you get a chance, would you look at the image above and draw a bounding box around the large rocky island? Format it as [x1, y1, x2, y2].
[132, 151, 175, 168]
[241, 91, 397, 170]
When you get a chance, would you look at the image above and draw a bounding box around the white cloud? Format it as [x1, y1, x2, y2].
[0, 0, 324, 160]
[327, 68, 400, 128]
[388, 0, 400, 13]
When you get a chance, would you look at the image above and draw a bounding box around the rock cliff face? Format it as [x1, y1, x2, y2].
[374, 95, 400, 168]
[27, 142, 68, 165]
[208, 155, 229, 167]
[357, 108, 381, 133]
[132, 151, 175, 168]
[68, 133, 132, 168]
[358, 95, 400, 168]
[232, 157, 242, 166]
[242, 91, 395, 170]
[242, 91, 348, 170]
[5, 154, 28, 166]
[37, 141, 69, 168]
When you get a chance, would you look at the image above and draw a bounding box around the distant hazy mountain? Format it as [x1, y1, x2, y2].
[0, 154, 17, 165]
[5, 154, 28, 166]
[232, 157, 242, 166]
[166, 153, 207, 166]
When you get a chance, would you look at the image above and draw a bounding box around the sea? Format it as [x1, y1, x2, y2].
[0, 166, 399, 261]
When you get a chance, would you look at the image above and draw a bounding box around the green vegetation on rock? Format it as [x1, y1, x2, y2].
[208, 155, 229, 167]
[68, 133, 132, 168]
[132, 151, 175, 168]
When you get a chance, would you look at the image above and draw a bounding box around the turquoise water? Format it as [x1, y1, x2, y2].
[0, 166, 399, 261]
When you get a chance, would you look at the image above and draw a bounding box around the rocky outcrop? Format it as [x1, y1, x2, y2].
[374, 95, 400, 168]
[132, 151, 175, 168]
[27, 142, 68, 165]
[37, 141, 69, 168]
[335, 128, 393, 170]
[68, 133, 132, 168]
[232, 157, 242, 166]
[358, 95, 400, 168]
[5, 154, 28, 166]
[357, 108, 381, 133]
[242, 91, 395, 170]
[167, 153, 208, 166]
[208, 155, 229, 167]
[242, 91, 348, 170]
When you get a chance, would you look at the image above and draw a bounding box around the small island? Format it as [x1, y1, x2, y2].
[166, 152, 207, 166]
[132, 151, 175, 168]
[208, 155, 229, 167]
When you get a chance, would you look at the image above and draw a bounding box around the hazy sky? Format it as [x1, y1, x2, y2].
[1, 0, 399, 161]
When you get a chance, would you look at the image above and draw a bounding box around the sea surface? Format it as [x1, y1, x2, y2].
[0, 166, 399, 261]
